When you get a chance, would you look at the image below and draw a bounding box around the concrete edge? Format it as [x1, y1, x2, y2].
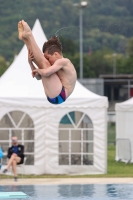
[0, 178, 133, 185]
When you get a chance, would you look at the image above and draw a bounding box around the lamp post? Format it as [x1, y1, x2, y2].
[113, 53, 117, 76]
[74, 1, 88, 80]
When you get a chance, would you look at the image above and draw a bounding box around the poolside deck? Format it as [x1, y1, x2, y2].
[0, 178, 133, 185]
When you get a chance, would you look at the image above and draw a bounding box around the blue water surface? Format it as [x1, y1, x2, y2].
[0, 184, 133, 200]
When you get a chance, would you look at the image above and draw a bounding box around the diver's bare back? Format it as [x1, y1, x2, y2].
[56, 58, 77, 98]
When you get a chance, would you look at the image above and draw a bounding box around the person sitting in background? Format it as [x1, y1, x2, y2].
[3, 136, 25, 182]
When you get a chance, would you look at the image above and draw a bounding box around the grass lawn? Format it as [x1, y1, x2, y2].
[107, 146, 133, 177]
[108, 122, 116, 145]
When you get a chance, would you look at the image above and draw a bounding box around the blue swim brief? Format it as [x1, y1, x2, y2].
[47, 86, 66, 104]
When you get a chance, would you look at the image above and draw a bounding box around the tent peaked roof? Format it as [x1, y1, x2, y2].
[115, 97, 133, 111]
[32, 19, 47, 48]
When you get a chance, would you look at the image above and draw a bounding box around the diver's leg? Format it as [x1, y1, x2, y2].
[18, 20, 49, 69]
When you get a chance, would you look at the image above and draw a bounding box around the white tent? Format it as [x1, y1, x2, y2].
[115, 98, 133, 163]
[0, 19, 108, 174]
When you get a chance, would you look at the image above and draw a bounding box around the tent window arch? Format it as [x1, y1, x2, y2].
[0, 111, 35, 165]
[59, 111, 93, 165]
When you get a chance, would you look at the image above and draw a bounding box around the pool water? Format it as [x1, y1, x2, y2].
[0, 184, 133, 200]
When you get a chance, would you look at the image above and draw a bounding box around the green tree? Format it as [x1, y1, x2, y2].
[60, 37, 78, 56]
[1, 0, 133, 61]
[117, 57, 133, 74]
[126, 37, 133, 57]
[88, 48, 113, 77]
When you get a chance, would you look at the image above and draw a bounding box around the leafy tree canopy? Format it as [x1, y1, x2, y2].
[1, 0, 133, 77]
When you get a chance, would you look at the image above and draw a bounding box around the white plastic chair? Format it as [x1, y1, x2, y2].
[17, 157, 27, 178]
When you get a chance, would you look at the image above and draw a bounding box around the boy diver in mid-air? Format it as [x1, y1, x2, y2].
[18, 20, 77, 104]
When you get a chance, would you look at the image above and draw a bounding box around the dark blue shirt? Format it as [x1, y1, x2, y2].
[13, 146, 18, 154]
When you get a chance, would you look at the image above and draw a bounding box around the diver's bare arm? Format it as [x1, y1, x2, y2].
[32, 59, 68, 77]
[28, 50, 35, 71]
[28, 60, 41, 80]
[28, 50, 42, 80]
[28, 60, 36, 71]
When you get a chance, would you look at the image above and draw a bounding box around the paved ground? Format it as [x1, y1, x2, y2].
[0, 178, 133, 185]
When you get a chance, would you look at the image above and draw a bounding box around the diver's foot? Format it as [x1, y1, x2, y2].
[18, 21, 23, 40]
[18, 20, 32, 40]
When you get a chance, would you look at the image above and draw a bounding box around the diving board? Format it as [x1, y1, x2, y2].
[0, 192, 29, 199]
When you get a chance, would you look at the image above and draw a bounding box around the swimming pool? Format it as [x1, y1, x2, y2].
[0, 184, 133, 200]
